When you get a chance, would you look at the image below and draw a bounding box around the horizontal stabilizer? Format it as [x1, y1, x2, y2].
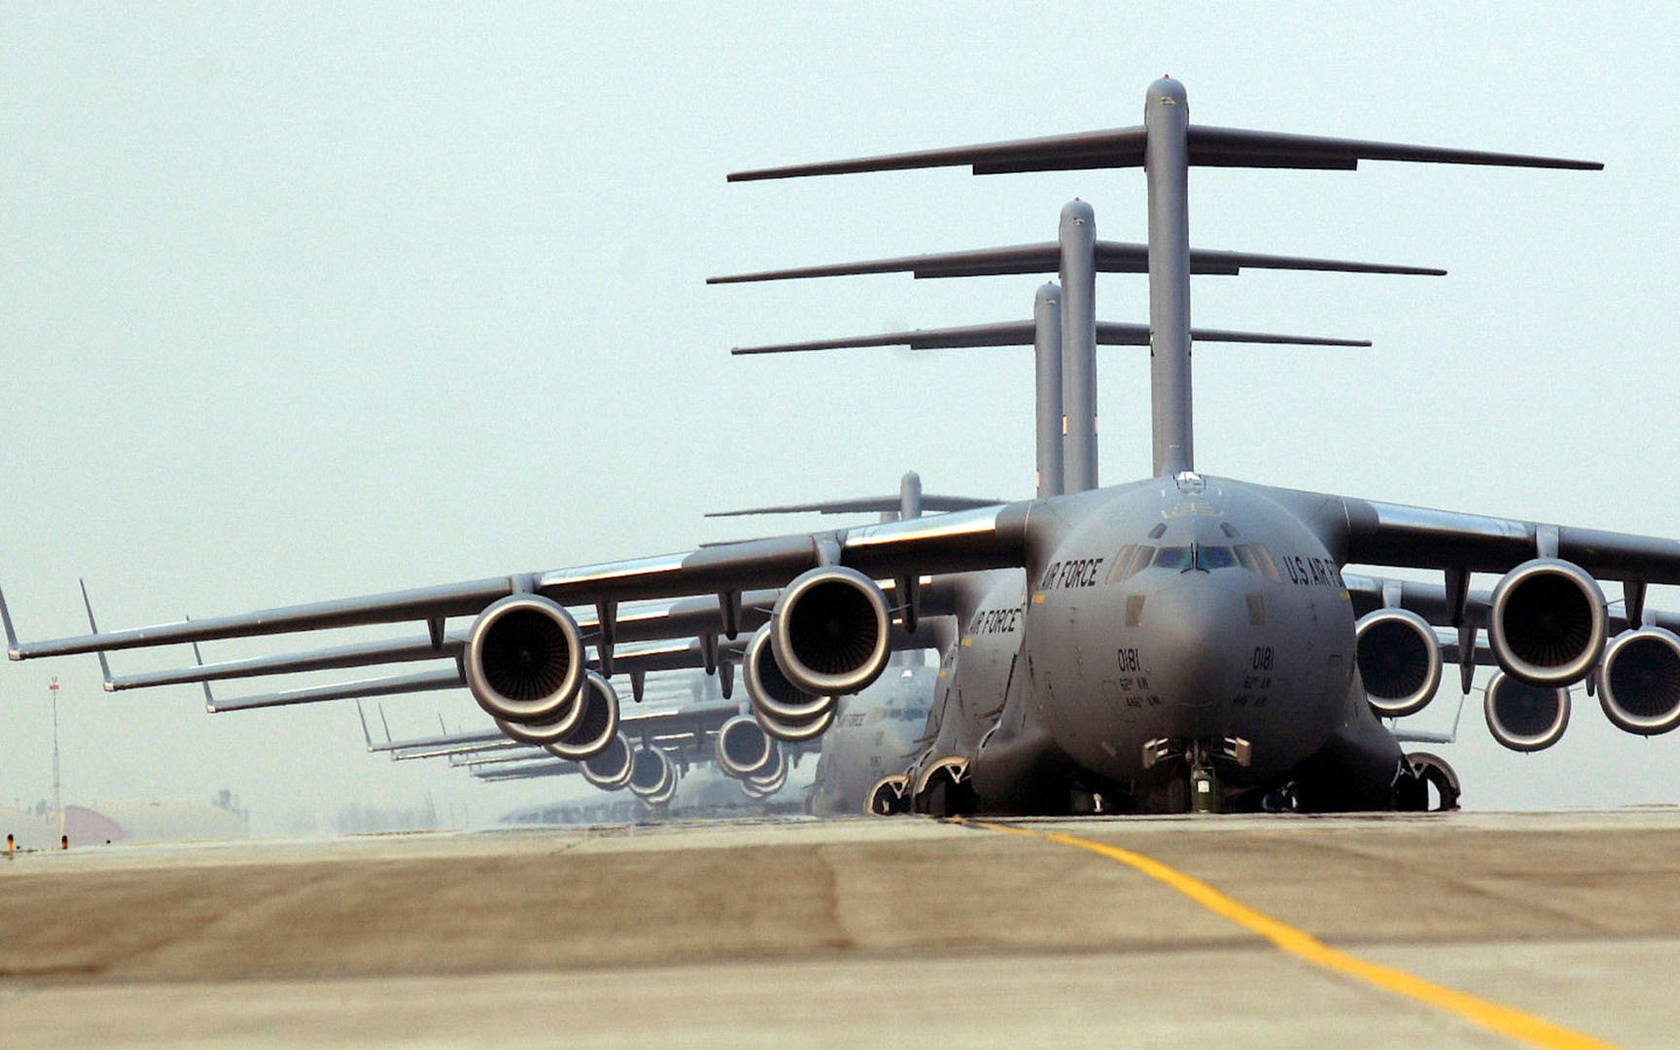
[709, 240, 1442, 283]
[707, 495, 999, 518]
[734, 321, 1367, 355]
[730, 123, 1599, 182]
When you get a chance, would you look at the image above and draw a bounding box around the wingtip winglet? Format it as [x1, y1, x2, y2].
[0, 583, 19, 661]
[80, 580, 116, 689]
[189, 638, 218, 712]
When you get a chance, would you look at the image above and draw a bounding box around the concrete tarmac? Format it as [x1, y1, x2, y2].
[1, 809, 1678, 1048]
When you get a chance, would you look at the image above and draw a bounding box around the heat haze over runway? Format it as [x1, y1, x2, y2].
[1, 810, 1676, 1048]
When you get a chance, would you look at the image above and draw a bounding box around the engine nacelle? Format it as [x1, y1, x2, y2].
[1484, 671, 1571, 752]
[770, 566, 892, 697]
[579, 732, 634, 791]
[714, 715, 776, 779]
[627, 745, 677, 805]
[466, 594, 586, 724]
[1599, 627, 1680, 736]
[747, 740, 788, 790]
[740, 778, 777, 800]
[744, 625, 837, 739]
[1355, 608, 1442, 718]
[1488, 559, 1607, 687]
[754, 702, 836, 743]
[544, 672, 621, 761]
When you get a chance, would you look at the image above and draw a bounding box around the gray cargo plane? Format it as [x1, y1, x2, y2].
[7, 80, 1674, 815]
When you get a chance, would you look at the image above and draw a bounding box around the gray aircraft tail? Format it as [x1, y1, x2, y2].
[709, 241, 1442, 284]
[733, 320, 1367, 355]
[708, 471, 1001, 523]
[726, 79, 1600, 478]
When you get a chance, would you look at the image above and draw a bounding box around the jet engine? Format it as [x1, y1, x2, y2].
[754, 703, 836, 743]
[1487, 559, 1607, 686]
[1483, 671, 1571, 752]
[714, 715, 776, 779]
[544, 672, 621, 761]
[579, 732, 635, 791]
[744, 625, 837, 742]
[769, 566, 892, 697]
[465, 594, 585, 724]
[1598, 627, 1680, 736]
[1354, 608, 1442, 718]
[741, 745, 788, 797]
[627, 745, 678, 806]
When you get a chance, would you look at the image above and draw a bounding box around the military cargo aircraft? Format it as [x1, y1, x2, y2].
[8, 79, 1673, 815]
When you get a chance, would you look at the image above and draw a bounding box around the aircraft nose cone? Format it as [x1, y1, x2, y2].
[1143, 580, 1252, 708]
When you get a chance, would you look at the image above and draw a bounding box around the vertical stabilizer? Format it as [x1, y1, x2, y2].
[1032, 283, 1064, 498]
[1058, 201, 1097, 492]
[898, 471, 924, 521]
[1145, 79, 1194, 478]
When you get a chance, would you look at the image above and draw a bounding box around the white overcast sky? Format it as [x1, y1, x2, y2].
[2, 3, 1678, 829]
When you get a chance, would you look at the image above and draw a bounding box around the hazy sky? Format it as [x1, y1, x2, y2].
[2, 3, 1678, 830]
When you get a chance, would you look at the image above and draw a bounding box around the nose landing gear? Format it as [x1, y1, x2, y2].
[1143, 736, 1252, 814]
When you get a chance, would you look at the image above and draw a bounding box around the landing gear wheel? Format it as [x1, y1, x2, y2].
[1261, 783, 1301, 813]
[914, 769, 976, 818]
[1402, 752, 1462, 812]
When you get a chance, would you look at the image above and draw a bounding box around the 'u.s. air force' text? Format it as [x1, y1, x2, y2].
[968, 606, 1024, 635]
[1037, 558, 1105, 591]
[1281, 553, 1344, 588]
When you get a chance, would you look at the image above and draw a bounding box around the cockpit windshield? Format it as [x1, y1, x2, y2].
[1109, 539, 1283, 581]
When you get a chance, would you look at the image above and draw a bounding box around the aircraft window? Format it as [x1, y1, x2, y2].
[1233, 545, 1259, 573]
[1148, 523, 1168, 539]
[1197, 545, 1237, 570]
[1220, 522, 1240, 539]
[1249, 543, 1284, 582]
[1154, 547, 1191, 570]
[1127, 546, 1155, 577]
[1107, 545, 1137, 584]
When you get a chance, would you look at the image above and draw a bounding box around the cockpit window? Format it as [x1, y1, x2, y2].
[1108, 544, 1156, 583]
[1107, 545, 1135, 584]
[1197, 545, 1237, 570]
[1154, 546, 1191, 570]
[1234, 543, 1283, 582]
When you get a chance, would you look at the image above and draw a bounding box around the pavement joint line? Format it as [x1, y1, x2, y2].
[958, 817, 1620, 1050]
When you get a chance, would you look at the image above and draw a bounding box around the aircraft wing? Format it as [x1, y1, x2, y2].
[1300, 490, 1680, 583]
[3, 504, 1028, 662]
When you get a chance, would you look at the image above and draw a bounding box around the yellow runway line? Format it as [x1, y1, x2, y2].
[965, 819, 1618, 1050]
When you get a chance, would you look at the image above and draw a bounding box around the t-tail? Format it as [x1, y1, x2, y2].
[727, 77, 1601, 478]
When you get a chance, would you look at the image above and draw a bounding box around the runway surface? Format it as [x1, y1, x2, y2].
[2, 809, 1678, 1048]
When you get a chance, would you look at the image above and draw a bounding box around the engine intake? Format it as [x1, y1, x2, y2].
[715, 715, 775, 779]
[545, 672, 621, 761]
[466, 594, 585, 724]
[1483, 671, 1571, 752]
[1488, 559, 1606, 686]
[1355, 608, 1442, 718]
[1599, 628, 1680, 736]
[770, 566, 891, 696]
[580, 733, 634, 791]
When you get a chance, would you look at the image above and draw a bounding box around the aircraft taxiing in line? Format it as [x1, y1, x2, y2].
[9, 78, 1678, 817]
